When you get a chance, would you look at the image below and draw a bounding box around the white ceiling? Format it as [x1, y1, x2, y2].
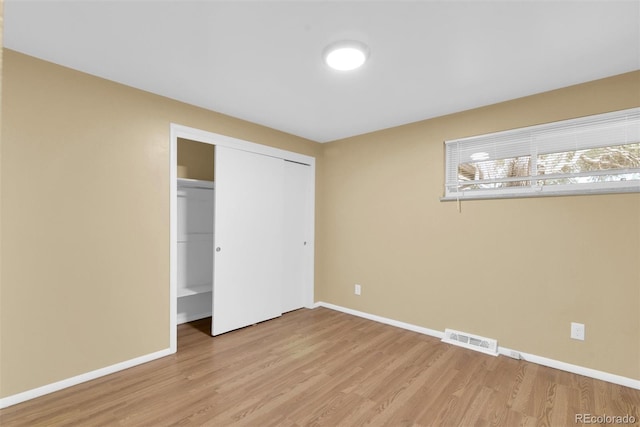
[4, 1, 639, 143]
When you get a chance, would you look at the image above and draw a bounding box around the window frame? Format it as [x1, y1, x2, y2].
[442, 108, 640, 201]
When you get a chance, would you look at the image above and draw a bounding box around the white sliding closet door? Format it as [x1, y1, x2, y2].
[282, 160, 312, 313]
[212, 146, 284, 336]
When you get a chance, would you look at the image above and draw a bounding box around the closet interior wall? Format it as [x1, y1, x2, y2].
[176, 138, 215, 324]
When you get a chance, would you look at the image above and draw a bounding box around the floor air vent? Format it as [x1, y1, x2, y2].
[442, 329, 498, 356]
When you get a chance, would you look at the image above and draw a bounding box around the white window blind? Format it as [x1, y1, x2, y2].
[443, 107, 640, 200]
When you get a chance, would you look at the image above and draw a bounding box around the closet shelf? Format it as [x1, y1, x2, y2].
[177, 284, 213, 298]
[177, 178, 215, 189]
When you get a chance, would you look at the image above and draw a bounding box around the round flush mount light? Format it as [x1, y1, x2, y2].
[323, 40, 369, 71]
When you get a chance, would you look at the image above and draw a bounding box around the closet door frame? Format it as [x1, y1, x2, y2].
[169, 124, 315, 352]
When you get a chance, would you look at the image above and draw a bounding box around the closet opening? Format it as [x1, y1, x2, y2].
[176, 138, 215, 328]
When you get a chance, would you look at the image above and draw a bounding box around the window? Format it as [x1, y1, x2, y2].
[443, 108, 640, 200]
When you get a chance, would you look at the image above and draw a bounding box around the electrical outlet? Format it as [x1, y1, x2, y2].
[354, 284, 361, 295]
[571, 322, 585, 341]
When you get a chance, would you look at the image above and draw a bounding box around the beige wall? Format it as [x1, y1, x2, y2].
[177, 138, 215, 181]
[316, 70, 640, 380]
[1, 46, 638, 400]
[0, 50, 319, 397]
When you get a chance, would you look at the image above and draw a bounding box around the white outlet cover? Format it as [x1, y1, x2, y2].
[571, 322, 585, 340]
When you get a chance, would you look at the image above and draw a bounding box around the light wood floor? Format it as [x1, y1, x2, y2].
[1, 308, 639, 426]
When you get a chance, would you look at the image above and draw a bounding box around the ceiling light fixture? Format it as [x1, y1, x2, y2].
[323, 40, 369, 71]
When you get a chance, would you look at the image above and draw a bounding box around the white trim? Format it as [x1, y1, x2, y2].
[497, 346, 640, 390]
[169, 125, 178, 352]
[171, 124, 314, 165]
[314, 301, 444, 339]
[170, 124, 316, 347]
[177, 310, 212, 325]
[4, 303, 637, 409]
[314, 302, 640, 390]
[440, 183, 639, 202]
[0, 348, 172, 409]
[303, 165, 316, 310]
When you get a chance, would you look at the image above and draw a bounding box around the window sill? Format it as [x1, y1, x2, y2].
[441, 185, 640, 202]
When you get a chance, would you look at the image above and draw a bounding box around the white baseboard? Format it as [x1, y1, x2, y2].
[314, 301, 640, 390]
[0, 348, 173, 409]
[4, 303, 637, 410]
[496, 346, 640, 390]
[316, 301, 444, 339]
[177, 310, 212, 325]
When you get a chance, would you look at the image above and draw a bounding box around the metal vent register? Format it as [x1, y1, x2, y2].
[442, 329, 498, 356]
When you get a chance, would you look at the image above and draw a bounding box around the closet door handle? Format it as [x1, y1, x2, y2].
[216, 247, 221, 252]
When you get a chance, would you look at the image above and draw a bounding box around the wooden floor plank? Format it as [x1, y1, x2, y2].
[1, 308, 638, 426]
